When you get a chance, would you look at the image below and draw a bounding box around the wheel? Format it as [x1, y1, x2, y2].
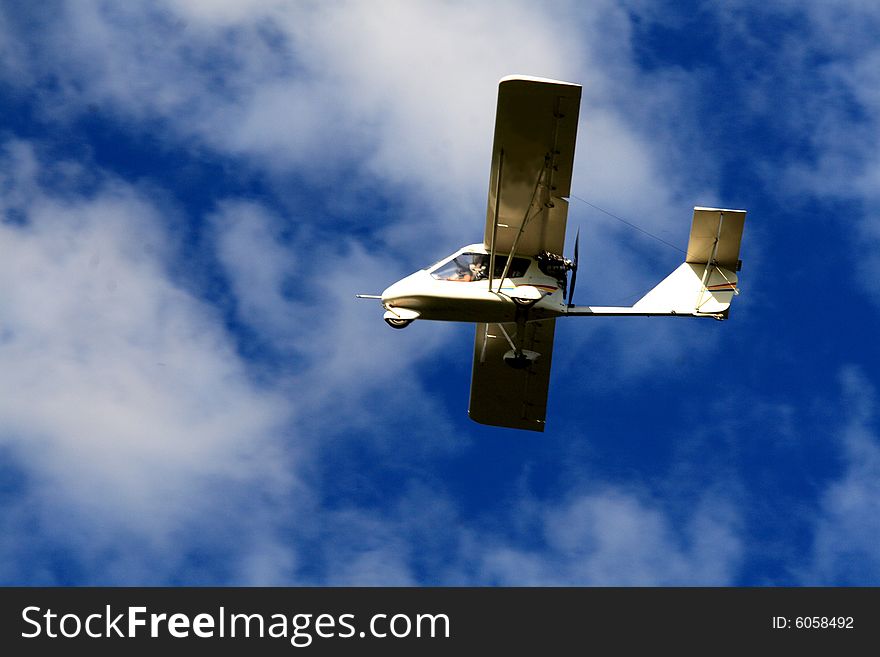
[385, 317, 413, 329]
[512, 296, 538, 307]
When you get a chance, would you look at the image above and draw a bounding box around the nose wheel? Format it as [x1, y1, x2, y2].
[383, 308, 419, 329]
[385, 317, 413, 329]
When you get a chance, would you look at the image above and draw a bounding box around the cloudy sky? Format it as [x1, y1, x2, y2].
[1, 0, 878, 585]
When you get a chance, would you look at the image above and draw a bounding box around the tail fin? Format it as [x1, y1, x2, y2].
[633, 262, 738, 317]
[634, 207, 746, 318]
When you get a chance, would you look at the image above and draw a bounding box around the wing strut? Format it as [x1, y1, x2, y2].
[488, 149, 504, 293]
[496, 162, 547, 291]
[480, 322, 517, 363]
[496, 322, 517, 350]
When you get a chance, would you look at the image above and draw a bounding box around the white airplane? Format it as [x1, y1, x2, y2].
[359, 76, 746, 431]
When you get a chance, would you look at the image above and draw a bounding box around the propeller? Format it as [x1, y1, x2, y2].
[568, 228, 579, 306]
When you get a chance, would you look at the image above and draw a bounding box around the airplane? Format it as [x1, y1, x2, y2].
[358, 75, 746, 432]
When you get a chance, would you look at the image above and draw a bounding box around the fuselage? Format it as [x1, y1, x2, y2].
[381, 244, 567, 324]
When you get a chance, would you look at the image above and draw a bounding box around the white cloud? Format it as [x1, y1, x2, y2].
[210, 200, 303, 348]
[0, 139, 462, 584]
[291, 479, 744, 586]
[804, 367, 880, 584]
[206, 197, 462, 455]
[0, 140, 301, 582]
[477, 487, 742, 585]
[0, 1, 717, 240]
[318, 510, 419, 586]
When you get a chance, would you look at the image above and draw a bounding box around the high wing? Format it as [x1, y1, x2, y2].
[469, 320, 556, 432]
[469, 76, 578, 432]
[484, 76, 582, 259]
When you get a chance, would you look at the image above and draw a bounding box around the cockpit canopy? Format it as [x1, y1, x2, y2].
[430, 252, 531, 282]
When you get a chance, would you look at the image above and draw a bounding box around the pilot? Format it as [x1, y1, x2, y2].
[468, 261, 487, 281]
[445, 256, 487, 281]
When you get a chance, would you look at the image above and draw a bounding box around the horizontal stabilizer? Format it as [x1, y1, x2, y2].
[686, 207, 746, 269]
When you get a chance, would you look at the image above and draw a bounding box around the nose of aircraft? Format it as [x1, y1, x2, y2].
[380, 280, 401, 305]
[381, 270, 425, 305]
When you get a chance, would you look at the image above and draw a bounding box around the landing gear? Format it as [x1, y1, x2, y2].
[512, 296, 539, 308]
[383, 308, 418, 328]
[503, 348, 540, 369]
[385, 317, 413, 329]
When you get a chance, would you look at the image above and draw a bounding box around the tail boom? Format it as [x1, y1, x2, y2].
[565, 206, 745, 320]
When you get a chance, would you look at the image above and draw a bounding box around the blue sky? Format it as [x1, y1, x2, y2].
[1, 0, 878, 585]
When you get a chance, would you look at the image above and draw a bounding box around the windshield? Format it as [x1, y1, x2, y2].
[430, 253, 530, 281]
